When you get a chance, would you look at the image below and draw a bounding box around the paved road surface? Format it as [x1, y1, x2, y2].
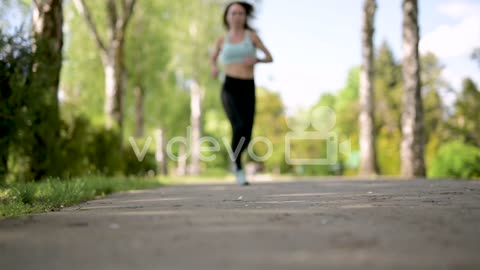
[1, 179, 480, 270]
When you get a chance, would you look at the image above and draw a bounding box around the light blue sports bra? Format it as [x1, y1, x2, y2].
[219, 30, 256, 65]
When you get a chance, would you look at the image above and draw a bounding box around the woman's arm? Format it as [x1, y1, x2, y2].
[210, 37, 223, 78]
[251, 31, 273, 63]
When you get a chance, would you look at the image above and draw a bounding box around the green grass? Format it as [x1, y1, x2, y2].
[0, 176, 167, 219]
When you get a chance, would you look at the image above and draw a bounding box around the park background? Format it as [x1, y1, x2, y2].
[1, 0, 479, 187]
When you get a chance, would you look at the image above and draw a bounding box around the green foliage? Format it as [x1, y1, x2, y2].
[376, 128, 401, 175]
[123, 148, 157, 177]
[61, 1, 107, 121]
[428, 141, 480, 179]
[202, 108, 231, 171]
[335, 67, 360, 138]
[336, 67, 360, 108]
[167, 0, 225, 83]
[452, 78, 480, 146]
[333, 68, 361, 174]
[124, 0, 182, 138]
[374, 42, 402, 134]
[316, 93, 336, 108]
[86, 128, 124, 175]
[281, 67, 362, 176]
[425, 134, 441, 170]
[251, 87, 289, 173]
[295, 165, 332, 176]
[58, 115, 157, 177]
[421, 52, 447, 141]
[0, 29, 61, 181]
[375, 41, 402, 88]
[5, 1, 480, 181]
[61, 0, 224, 148]
[0, 31, 26, 181]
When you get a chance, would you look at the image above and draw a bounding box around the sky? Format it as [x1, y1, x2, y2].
[252, 0, 480, 113]
[3, 0, 479, 114]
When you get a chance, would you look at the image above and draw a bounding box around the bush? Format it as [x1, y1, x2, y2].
[123, 145, 157, 177]
[0, 29, 35, 182]
[59, 115, 157, 178]
[1, 30, 157, 181]
[85, 127, 124, 176]
[57, 116, 123, 177]
[428, 141, 480, 179]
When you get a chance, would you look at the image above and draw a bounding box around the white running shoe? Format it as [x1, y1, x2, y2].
[235, 169, 250, 186]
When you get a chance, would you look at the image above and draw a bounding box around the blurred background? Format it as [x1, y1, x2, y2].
[1, 0, 479, 184]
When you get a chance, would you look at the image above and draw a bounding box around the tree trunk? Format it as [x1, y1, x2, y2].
[32, 0, 63, 103]
[155, 128, 168, 176]
[73, 0, 136, 136]
[359, 0, 379, 176]
[102, 50, 125, 133]
[189, 79, 202, 175]
[134, 84, 144, 138]
[30, 0, 63, 180]
[401, 0, 426, 177]
[177, 144, 187, 176]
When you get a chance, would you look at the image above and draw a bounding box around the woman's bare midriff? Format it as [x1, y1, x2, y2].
[224, 63, 255, 79]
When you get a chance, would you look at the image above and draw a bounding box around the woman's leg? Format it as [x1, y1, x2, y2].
[221, 78, 256, 171]
[238, 81, 256, 155]
[221, 84, 245, 170]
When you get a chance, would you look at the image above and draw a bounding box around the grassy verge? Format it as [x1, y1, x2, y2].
[0, 176, 167, 219]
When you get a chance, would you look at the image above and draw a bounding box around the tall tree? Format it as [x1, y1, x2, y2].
[420, 52, 446, 141]
[28, 0, 63, 179]
[335, 67, 360, 138]
[32, 0, 63, 115]
[168, 0, 226, 175]
[72, 0, 136, 136]
[453, 78, 480, 146]
[124, 0, 171, 139]
[401, 0, 426, 177]
[374, 41, 402, 134]
[374, 42, 402, 175]
[359, 0, 378, 176]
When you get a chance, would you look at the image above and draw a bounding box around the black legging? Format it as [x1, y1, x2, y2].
[221, 75, 256, 171]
